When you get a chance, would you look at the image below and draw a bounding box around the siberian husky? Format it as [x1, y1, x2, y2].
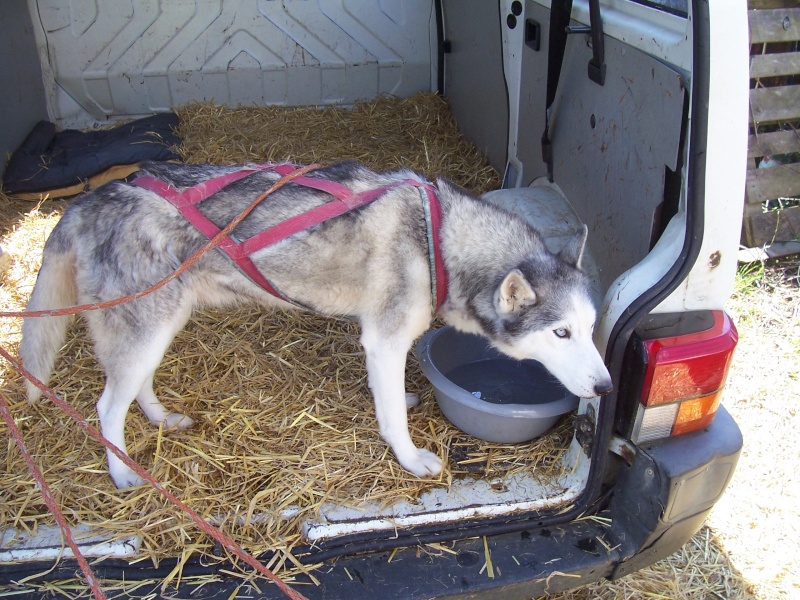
[20, 161, 612, 489]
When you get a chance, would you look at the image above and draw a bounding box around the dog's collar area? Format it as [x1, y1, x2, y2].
[131, 163, 448, 312]
[415, 183, 448, 312]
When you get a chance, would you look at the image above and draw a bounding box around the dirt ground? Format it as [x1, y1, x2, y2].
[544, 256, 800, 599]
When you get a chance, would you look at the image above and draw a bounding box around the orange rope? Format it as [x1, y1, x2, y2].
[0, 349, 310, 600]
[0, 163, 319, 319]
[0, 165, 320, 599]
[0, 391, 107, 600]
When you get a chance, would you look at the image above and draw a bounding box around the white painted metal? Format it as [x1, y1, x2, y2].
[0, 525, 140, 561]
[27, 0, 436, 128]
[653, 0, 749, 314]
[596, 0, 749, 354]
[4, 0, 749, 562]
[304, 439, 589, 542]
[531, 0, 692, 72]
[501, 0, 525, 188]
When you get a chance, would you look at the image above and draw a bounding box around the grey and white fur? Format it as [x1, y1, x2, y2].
[21, 160, 612, 488]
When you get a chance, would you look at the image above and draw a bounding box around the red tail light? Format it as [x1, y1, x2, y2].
[631, 311, 737, 444]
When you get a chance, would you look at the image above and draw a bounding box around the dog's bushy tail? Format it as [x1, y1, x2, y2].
[20, 228, 77, 402]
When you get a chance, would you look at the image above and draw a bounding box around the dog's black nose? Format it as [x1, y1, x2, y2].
[594, 380, 614, 396]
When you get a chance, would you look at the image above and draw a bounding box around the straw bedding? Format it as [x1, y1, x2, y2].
[0, 94, 573, 580]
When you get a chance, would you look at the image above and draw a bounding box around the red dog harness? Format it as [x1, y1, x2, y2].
[131, 163, 448, 311]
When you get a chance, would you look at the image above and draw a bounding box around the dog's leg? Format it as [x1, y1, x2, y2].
[136, 374, 195, 430]
[92, 307, 191, 489]
[97, 364, 157, 489]
[361, 324, 442, 478]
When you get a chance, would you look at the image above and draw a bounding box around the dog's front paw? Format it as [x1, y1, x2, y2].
[398, 448, 443, 478]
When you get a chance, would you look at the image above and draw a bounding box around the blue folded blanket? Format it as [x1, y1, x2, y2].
[3, 113, 181, 195]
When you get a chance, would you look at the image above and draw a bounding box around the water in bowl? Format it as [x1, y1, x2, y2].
[445, 358, 565, 406]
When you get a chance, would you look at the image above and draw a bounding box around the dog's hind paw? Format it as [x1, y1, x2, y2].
[110, 466, 145, 490]
[161, 413, 195, 430]
[405, 393, 420, 409]
[399, 448, 443, 478]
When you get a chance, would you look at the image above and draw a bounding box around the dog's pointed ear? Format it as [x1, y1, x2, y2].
[559, 225, 588, 270]
[495, 269, 537, 317]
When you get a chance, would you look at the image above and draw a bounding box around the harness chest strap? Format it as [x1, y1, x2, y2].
[131, 164, 448, 311]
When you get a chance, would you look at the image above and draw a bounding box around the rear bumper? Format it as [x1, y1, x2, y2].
[608, 403, 742, 579]
[303, 404, 742, 599]
[1, 407, 741, 598]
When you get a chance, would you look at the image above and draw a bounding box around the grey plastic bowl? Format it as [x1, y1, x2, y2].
[416, 327, 578, 443]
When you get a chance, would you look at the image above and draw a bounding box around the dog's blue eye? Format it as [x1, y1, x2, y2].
[554, 327, 570, 339]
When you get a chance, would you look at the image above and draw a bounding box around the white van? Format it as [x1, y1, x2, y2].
[0, 0, 747, 597]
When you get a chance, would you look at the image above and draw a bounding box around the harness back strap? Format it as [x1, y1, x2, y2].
[132, 164, 290, 301]
[132, 164, 449, 311]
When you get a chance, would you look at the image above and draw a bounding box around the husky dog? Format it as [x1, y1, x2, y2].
[21, 161, 612, 489]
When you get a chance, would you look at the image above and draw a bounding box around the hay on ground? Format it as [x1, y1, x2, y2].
[0, 94, 576, 583]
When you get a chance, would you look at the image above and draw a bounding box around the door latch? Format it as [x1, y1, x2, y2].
[574, 403, 596, 458]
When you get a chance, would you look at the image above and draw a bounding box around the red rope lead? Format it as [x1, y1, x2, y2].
[0, 163, 320, 319]
[0, 347, 310, 600]
[0, 391, 107, 600]
[0, 165, 320, 599]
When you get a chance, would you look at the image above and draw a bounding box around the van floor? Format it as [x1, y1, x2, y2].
[0, 94, 578, 579]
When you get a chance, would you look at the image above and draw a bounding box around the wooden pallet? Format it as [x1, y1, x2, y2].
[745, 2, 800, 248]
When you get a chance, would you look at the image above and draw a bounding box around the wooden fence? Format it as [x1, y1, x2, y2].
[744, 0, 800, 248]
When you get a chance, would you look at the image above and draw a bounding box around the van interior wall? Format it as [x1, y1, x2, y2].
[6, 0, 687, 291]
[441, 1, 687, 292]
[26, 1, 437, 129]
[519, 29, 686, 291]
[515, 1, 553, 187]
[0, 3, 49, 180]
[441, 0, 510, 174]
